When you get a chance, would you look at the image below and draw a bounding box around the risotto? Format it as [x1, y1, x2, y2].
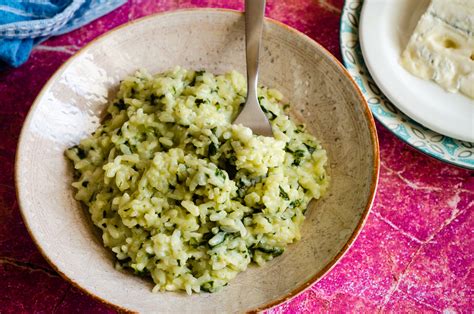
[65, 67, 329, 294]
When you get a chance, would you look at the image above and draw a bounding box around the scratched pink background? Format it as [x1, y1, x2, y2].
[1, 0, 473, 312]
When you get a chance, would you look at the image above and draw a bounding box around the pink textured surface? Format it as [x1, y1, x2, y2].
[1, 0, 473, 312]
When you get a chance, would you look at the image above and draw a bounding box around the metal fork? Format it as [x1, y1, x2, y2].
[233, 0, 273, 137]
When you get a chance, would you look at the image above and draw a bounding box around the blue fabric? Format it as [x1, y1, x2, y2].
[0, 0, 127, 67]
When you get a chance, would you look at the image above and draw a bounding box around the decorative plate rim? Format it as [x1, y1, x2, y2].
[340, 0, 474, 170]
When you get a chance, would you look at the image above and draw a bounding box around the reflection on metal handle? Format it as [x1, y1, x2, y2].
[233, 0, 272, 137]
[245, 0, 266, 102]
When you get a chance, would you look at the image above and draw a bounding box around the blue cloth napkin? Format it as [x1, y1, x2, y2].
[0, 0, 127, 68]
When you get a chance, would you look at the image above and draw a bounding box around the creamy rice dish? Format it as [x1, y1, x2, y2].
[66, 67, 328, 294]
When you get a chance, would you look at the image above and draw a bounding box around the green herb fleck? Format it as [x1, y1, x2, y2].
[149, 94, 164, 105]
[201, 281, 214, 293]
[253, 246, 284, 256]
[304, 143, 316, 154]
[195, 98, 205, 107]
[215, 168, 225, 179]
[113, 99, 127, 111]
[293, 150, 305, 158]
[208, 142, 218, 156]
[75, 146, 86, 159]
[289, 199, 302, 208]
[133, 268, 150, 277]
[261, 105, 277, 120]
[279, 186, 289, 200]
[292, 149, 305, 166]
[189, 70, 205, 86]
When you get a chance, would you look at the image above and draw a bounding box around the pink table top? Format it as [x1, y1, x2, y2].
[1, 0, 473, 312]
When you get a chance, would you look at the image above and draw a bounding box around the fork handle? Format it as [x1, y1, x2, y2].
[245, 0, 266, 103]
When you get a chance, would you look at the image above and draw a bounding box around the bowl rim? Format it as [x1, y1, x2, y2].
[15, 8, 380, 313]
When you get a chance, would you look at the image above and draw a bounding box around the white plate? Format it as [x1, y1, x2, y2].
[359, 0, 474, 142]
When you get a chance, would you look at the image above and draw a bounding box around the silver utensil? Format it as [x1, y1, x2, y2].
[233, 0, 273, 137]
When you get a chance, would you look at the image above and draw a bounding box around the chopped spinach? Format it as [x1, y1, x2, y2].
[133, 268, 150, 277]
[149, 93, 164, 105]
[279, 186, 289, 200]
[236, 187, 246, 199]
[208, 142, 218, 156]
[215, 168, 226, 179]
[255, 246, 284, 256]
[219, 156, 237, 180]
[195, 98, 206, 107]
[74, 146, 86, 159]
[250, 245, 285, 257]
[289, 199, 302, 208]
[113, 99, 127, 111]
[292, 149, 305, 166]
[189, 70, 205, 86]
[304, 143, 316, 154]
[293, 150, 305, 158]
[261, 105, 277, 120]
[201, 281, 215, 293]
[176, 173, 183, 184]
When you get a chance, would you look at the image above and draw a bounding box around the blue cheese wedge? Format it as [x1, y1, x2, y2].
[401, 0, 474, 99]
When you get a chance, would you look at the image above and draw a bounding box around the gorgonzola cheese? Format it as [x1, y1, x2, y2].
[401, 0, 474, 99]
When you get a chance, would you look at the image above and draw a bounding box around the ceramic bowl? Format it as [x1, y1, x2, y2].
[16, 9, 379, 313]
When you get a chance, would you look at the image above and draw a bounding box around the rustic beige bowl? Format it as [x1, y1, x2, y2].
[16, 9, 379, 313]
